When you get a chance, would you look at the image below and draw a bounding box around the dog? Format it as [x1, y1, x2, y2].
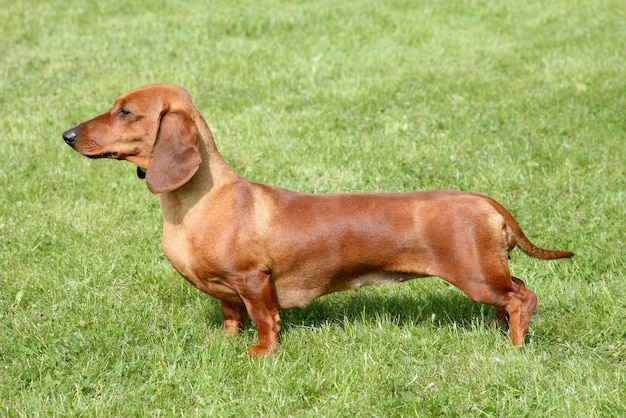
[63, 84, 574, 356]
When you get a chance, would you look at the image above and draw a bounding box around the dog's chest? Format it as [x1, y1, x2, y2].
[161, 224, 195, 277]
[159, 194, 224, 278]
[161, 224, 241, 299]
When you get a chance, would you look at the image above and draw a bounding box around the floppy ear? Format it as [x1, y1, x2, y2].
[146, 111, 202, 194]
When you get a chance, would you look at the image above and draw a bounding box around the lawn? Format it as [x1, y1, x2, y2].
[1, 0, 624, 416]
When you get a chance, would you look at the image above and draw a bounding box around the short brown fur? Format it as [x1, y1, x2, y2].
[63, 84, 574, 356]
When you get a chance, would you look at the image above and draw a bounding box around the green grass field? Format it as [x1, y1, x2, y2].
[1, 0, 624, 416]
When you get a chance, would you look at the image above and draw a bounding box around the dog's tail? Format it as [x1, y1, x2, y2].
[512, 226, 574, 260]
[486, 196, 575, 260]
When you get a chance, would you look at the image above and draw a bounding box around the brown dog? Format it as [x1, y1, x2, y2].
[63, 84, 573, 356]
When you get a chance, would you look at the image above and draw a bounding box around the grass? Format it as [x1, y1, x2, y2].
[1, 0, 624, 416]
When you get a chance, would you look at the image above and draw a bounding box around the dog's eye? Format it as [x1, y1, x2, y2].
[117, 108, 132, 117]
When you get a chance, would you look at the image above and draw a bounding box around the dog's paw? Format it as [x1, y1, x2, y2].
[248, 344, 277, 357]
[222, 320, 244, 336]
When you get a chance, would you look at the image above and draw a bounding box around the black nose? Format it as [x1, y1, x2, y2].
[63, 127, 78, 146]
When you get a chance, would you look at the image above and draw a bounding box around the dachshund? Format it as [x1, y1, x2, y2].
[63, 84, 573, 356]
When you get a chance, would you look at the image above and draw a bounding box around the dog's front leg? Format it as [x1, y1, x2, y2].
[229, 267, 281, 356]
[220, 300, 249, 335]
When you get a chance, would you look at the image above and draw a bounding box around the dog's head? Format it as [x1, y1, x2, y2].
[63, 84, 202, 194]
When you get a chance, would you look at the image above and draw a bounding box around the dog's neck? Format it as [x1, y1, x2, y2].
[158, 115, 239, 225]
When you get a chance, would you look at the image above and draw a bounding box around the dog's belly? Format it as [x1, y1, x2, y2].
[274, 271, 423, 309]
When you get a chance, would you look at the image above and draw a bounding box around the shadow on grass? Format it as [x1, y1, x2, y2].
[200, 280, 501, 335]
[278, 287, 496, 332]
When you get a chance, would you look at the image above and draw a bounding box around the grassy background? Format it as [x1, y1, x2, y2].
[1, 0, 624, 416]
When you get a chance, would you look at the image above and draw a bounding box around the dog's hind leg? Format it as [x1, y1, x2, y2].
[435, 254, 537, 345]
[497, 277, 537, 345]
[495, 277, 530, 324]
